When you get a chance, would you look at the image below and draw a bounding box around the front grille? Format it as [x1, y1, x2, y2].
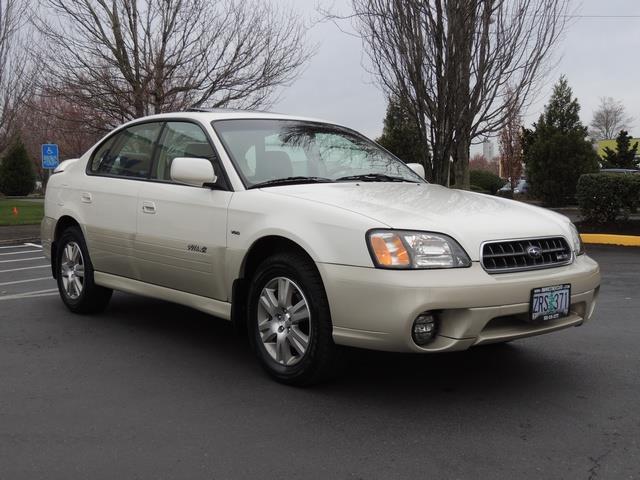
[481, 237, 572, 273]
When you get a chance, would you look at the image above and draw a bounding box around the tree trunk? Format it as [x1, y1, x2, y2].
[453, 136, 471, 189]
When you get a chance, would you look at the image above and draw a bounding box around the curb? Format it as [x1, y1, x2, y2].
[581, 233, 640, 247]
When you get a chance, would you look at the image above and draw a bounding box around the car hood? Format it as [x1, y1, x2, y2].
[264, 182, 572, 261]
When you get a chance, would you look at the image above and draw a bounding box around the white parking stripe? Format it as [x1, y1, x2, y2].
[0, 257, 45, 264]
[24, 243, 43, 248]
[0, 288, 58, 301]
[0, 244, 33, 249]
[0, 265, 49, 273]
[0, 277, 53, 287]
[0, 250, 43, 256]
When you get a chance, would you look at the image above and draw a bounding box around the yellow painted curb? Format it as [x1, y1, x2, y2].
[580, 233, 640, 247]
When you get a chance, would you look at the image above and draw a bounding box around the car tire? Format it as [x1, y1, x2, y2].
[247, 252, 339, 386]
[56, 226, 112, 314]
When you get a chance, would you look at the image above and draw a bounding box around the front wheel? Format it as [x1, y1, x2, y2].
[56, 226, 112, 314]
[247, 252, 339, 385]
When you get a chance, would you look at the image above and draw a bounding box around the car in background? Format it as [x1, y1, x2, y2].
[41, 109, 601, 385]
[499, 178, 529, 195]
[514, 178, 529, 194]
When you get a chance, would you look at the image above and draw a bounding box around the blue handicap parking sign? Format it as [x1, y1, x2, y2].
[42, 144, 59, 169]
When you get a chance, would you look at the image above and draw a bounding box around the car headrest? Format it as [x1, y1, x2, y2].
[184, 142, 214, 159]
[255, 151, 293, 180]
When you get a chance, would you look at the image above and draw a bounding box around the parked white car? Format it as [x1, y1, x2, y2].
[42, 110, 601, 384]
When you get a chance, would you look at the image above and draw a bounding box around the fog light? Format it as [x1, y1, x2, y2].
[412, 312, 438, 346]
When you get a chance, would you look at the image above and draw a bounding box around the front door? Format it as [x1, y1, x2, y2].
[135, 121, 232, 300]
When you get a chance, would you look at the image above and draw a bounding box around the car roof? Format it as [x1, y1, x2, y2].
[119, 109, 339, 129]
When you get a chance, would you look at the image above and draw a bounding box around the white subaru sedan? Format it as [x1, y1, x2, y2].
[42, 110, 601, 385]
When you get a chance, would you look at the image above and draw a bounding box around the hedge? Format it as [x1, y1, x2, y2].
[469, 170, 504, 195]
[576, 173, 640, 223]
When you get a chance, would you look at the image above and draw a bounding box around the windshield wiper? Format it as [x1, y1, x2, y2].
[248, 176, 334, 189]
[336, 173, 418, 183]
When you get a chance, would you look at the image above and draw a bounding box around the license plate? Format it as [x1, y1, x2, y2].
[529, 284, 571, 322]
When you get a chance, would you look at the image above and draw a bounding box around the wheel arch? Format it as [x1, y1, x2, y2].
[51, 215, 83, 279]
[230, 235, 320, 333]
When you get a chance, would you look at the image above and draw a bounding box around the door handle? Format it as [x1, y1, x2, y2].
[81, 192, 92, 203]
[142, 201, 156, 214]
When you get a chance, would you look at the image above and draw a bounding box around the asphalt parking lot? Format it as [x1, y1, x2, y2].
[0, 244, 638, 479]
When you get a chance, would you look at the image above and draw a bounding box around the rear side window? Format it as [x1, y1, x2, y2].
[152, 122, 216, 181]
[89, 123, 163, 178]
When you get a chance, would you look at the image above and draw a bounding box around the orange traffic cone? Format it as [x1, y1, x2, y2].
[12, 207, 18, 217]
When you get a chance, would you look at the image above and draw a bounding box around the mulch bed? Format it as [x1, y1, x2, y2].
[575, 220, 640, 236]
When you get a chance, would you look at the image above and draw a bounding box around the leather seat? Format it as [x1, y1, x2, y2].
[255, 151, 293, 180]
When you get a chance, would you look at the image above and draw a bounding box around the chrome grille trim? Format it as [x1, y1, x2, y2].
[481, 236, 573, 273]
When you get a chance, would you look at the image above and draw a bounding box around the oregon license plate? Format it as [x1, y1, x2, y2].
[530, 284, 571, 322]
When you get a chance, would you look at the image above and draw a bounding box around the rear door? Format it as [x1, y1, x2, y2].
[135, 121, 233, 300]
[81, 122, 163, 279]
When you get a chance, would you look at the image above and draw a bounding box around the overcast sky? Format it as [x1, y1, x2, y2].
[273, 0, 640, 147]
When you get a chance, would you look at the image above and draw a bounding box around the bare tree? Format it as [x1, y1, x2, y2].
[15, 96, 105, 182]
[345, 0, 568, 188]
[0, 0, 32, 149]
[590, 97, 634, 141]
[33, 0, 311, 132]
[499, 89, 524, 188]
[469, 153, 498, 175]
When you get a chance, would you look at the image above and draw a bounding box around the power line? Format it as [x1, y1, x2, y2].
[565, 14, 640, 18]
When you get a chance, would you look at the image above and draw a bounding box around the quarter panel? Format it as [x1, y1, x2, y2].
[225, 189, 385, 296]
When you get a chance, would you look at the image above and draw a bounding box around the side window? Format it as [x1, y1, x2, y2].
[89, 123, 162, 178]
[152, 122, 216, 181]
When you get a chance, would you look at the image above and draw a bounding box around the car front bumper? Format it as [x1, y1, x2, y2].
[318, 255, 601, 353]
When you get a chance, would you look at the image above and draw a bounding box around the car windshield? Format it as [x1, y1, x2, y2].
[212, 119, 424, 187]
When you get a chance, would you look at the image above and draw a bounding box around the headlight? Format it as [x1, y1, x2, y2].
[569, 223, 585, 255]
[367, 230, 471, 269]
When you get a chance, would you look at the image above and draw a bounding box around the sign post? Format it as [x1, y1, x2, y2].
[41, 144, 59, 194]
[41, 144, 60, 170]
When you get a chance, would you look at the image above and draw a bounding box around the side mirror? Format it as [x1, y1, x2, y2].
[170, 157, 217, 187]
[407, 163, 425, 179]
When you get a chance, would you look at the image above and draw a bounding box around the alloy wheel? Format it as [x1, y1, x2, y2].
[60, 241, 85, 300]
[257, 276, 311, 366]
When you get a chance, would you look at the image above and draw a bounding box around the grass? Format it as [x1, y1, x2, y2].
[0, 199, 44, 226]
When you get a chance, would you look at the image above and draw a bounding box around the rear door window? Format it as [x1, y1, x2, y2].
[89, 123, 163, 178]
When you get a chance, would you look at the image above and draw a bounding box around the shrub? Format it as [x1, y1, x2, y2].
[470, 184, 490, 194]
[576, 174, 640, 223]
[469, 170, 504, 195]
[0, 138, 35, 196]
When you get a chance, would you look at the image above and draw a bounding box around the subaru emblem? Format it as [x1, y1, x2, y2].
[527, 245, 542, 259]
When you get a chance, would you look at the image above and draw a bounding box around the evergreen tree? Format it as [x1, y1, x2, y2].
[601, 130, 639, 169]
[523, 76, 598, 206]
[377, 96, 429, 169]
[0, 138, 35, 196]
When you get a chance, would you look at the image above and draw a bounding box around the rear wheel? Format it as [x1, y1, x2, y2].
[56, 226, 112, 313]
[247, 252, 339, 385]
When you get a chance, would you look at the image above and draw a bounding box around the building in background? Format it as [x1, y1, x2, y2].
[482, 138, 494, 162]
[596, 138, 640, 160]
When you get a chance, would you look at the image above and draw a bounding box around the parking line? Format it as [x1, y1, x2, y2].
[0, 244, 33, 249]
[0, 288, 58, 301]
[0, 250, 43, 256]
[0, 265, 49, 273]
[0, 277, 52, 287]
[24, 243, 43, 248]
[0, 257, 45, 264]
